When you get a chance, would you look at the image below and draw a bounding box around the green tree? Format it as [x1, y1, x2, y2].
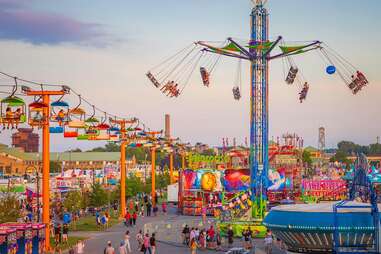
[50, 161, 61, 173]
[302, 150, 313, 167]
[0, 193, 21, 223]
[125, 176, 144, 197]
[89, 183, 108, 207]
[330, 150, 351, 164]
[66, 148, 82, 152]
[63, 191, 83, 212]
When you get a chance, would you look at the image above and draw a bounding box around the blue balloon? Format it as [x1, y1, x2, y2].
[326, 65, 336, 74]
[63, 213, 71, 224]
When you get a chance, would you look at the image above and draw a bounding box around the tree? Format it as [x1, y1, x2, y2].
[330, 150, 351, 164]
[63, 191, 83, 212]
[50, 161, 61, 173]
[302, 150, 312, 167]
[66, 148, 82, 152]
[89, 183, 108, 207]
[0, 193, 21, 223]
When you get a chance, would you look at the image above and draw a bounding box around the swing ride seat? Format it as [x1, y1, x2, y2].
[49, 126, 64, 134]
[146, 72, 161, 88]
[285, 66, 298, 85]
[232, 86, 241, 100]
[200, 67, 210, 86]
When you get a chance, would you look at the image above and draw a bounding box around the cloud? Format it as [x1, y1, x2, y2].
[0, 1, 108, 45]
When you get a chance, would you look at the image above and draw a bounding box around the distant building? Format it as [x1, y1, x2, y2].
[12, 128, 39, 152]
[0, 145, 134, 176]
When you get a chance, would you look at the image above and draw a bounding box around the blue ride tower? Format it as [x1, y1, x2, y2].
[249, 1, 269, 219]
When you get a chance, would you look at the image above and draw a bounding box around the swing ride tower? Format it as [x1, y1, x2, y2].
[147, 0, 368, 222]
[249, 0, 270, 219]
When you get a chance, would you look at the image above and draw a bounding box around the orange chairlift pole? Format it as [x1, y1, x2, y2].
[25, 88, 66, 252]
[110, 117, 137, 218]
[169, 152, 174, 184]
[145, 130, 161, 207]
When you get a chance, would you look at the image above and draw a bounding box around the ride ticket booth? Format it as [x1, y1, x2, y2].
[0, 227, 18, 254]
[3, 224, 33, 254]
[31, 224, 45, 254]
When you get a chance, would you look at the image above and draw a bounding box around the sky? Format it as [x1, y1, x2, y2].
[0, 0, 380, 152]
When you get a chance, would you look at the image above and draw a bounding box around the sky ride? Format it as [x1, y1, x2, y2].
[0, 70, 187, 251]
[147, 0, 369, 220]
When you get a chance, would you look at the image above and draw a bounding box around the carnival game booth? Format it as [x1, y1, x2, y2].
[0, 227, 17, 254]
[2, 224, 32, 254]
[301, 179, 347, 201]
[180, 168, 223, 216]
[264, 201, 380, 253]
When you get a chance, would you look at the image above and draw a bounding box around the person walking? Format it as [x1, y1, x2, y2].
[119, 240, 127, 254]
[124, 231, 131, 253]
[132, 211, 137, 226]
[146, 202, 152, 217]
[227, 226, 234, 248]
[140, 203, 145, 217]
[124, 211, 131, 227]
[150, 233, 156, 254]
[104, 241, 115, 254]
[190, 238, 198, 254]
[161, 201, 167, 215]
[62, 224, 69, 244]
[143, 233, 151, 254]
[201, 206, 207, 224]
[264, 230, 273, 254]
[76, 240, 85, 254]
[136, 230, 144, 251]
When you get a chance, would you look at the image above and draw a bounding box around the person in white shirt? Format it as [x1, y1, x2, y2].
[76, 240, 85, 254]
[264, 231, 273, 254]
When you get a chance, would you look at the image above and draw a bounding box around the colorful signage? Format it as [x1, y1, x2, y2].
[187, 152, 229, 166]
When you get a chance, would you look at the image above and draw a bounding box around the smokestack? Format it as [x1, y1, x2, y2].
[165, 114, 170, 138]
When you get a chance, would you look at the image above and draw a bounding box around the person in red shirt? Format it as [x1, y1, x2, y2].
[124, 211, 131, 227]
[132, 212, 137, 226]
[161, 201, 167, 215]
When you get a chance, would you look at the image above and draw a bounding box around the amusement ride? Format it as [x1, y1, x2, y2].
[147, 0, 369, 220]
[0, 70, 185, 251]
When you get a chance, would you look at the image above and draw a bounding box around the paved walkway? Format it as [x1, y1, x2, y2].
[69, 205, 285, 254]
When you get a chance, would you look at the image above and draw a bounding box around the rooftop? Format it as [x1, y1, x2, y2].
[0, 145, 120, 162]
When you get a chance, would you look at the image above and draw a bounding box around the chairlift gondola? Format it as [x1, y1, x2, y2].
[0, 96, 27, 129]
[49, 100, 69, 134]
[28, 102, 48, 128]
[50, 101, 69, 125]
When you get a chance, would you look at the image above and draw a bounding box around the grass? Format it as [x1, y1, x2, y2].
[49, 236, 86, 252]
[69, 211, 120, 232]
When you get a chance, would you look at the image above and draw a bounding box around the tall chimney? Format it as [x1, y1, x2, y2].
[165, 114, 171, 138]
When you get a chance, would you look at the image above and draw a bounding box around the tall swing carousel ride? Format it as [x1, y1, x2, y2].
[146, 0, 369, 219]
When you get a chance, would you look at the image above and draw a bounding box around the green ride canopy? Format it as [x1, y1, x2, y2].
[279, 45, 311, 54]
[247, 41, 275, 50]
[221, 42, 242, 52]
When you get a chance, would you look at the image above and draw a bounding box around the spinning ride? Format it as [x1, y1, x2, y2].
[147, 0, 368, 220]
